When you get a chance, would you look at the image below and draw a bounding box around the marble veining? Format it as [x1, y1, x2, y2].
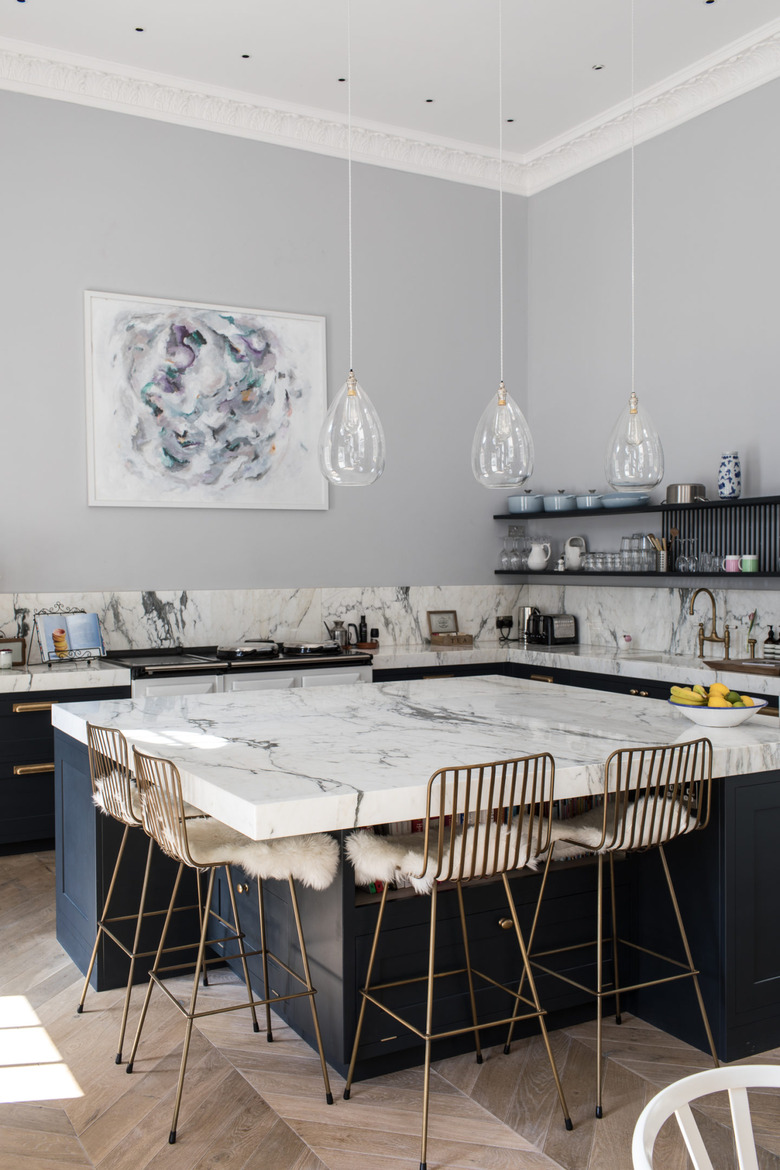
[53, 676, 780, 841]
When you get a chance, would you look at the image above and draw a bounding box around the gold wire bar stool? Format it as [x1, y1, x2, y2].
[76, 724, 207, 1064]
[126, 746, 337, 1145]
[343, 753, 572, 1170]
[507, 736, 718, 1120]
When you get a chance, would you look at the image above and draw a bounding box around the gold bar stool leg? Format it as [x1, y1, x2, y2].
[257, 878, 273, 1042]
[126, 861, 185, 1074]
[658, 846, 719, 1069]
[288, 876, 333, 1105]
[223, 864, 259, 1034]
[609, 853, 622, 1027]
[168, 866, 216, 1144]
[504, 845, 555, 1054]
[456, 880, 483, 1065]
[344, 882, 390, 1099]
[77, 823, 131, 1017]
[114, 833, 155, 1063]
[502, 873, 572, 1131]
[197, 869, 208, 987]
[595, 853, 605, 1119]
[420, 882, 439, 1170]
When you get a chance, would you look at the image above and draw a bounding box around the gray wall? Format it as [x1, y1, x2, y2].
[527, 78, 780, 500]
[0, 90, 526, 592]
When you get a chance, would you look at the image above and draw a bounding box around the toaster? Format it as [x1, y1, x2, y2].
[527, 613, 578, 646]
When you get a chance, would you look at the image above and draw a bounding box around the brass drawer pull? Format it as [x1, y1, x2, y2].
[758, 706, 779, 718]
[630, 689, 639, 695]
[236, 883, 250, 895]
[498, 918, 514, 930]
[640, 691, 649, 698]
[12, 701, 57, 713]
[14, 763, 55, 775]
[530, 674, 554, 684]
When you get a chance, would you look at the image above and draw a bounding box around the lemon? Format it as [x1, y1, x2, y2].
[709, 682, 730, 698]
[741, 695, 755, 707]
[708, 695, 731, 707]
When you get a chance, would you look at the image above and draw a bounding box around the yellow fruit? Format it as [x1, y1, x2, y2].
[741, 695, 755, 707]
[671, 689, 706, 705]
[708, 695, 731, 707]
[709, 682, 730, 698]
[693, 685, 708, 698]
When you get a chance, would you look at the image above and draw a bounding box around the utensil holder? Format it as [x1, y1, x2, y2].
[657, 551, 668, 572]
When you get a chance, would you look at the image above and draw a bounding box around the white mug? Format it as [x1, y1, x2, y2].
[0, 650, 12, 670]
[527, 542, 552, 571]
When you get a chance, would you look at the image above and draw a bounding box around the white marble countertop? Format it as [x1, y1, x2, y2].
[52, 675, 780, 840]
[373, 641, 780, 698]
[0, 659, 131, 693]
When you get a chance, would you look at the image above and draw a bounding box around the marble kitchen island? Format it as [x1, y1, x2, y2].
[53, 676, 780, 1074]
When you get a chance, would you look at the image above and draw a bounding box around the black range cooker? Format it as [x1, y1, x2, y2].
[109, 641, 373, 694]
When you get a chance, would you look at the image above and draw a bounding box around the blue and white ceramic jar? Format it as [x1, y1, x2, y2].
[717, 451, 742, 499]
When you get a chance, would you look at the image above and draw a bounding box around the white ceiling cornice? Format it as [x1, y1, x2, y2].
[1, 19, 779, 197]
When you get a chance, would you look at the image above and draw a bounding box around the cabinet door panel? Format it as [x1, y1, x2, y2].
[732, 778, 780, 1014]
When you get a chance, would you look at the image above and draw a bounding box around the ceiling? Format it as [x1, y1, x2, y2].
[1, 0, 779, 191]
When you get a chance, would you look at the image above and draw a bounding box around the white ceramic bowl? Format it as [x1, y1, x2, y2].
[668, 697, 768, 727]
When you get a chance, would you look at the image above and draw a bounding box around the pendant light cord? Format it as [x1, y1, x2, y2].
[498, 0, 504, 386]
[630, 0, 635, 397]
[347, 0, 354, 372]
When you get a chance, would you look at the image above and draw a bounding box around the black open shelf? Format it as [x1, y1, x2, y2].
[494, 494, 780, 578]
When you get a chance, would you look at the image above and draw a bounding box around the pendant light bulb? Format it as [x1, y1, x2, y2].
[471, 381, 534, 488]
[604, 390, 664, 492]
[319, 369, 386, 487]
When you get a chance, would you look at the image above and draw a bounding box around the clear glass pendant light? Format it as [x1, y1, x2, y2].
[318, 0, 385, 487]
[604, 390, 664, 491]
[604, 0, 663, 493]
[472, 1, 533, 489]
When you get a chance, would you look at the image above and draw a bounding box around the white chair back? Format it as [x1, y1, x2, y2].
[632, 1064, 780, 1170]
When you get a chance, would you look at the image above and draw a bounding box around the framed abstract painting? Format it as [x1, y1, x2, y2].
[85, 291, 328, 509]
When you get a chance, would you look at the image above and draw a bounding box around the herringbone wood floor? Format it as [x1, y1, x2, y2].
[2, 848, 779, 1170]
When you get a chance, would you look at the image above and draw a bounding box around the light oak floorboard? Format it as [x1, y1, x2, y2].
[6, 849, 780, 1170]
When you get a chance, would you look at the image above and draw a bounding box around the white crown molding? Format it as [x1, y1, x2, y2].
[1, 20, 779, 198]
[524, 19, 780, 194]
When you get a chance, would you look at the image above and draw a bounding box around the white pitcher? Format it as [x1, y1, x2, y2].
[527, 541, 551, 571]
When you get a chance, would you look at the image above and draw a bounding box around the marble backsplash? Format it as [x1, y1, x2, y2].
[0, 583, 776, 662]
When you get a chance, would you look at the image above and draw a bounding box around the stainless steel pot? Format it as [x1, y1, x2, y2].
[665, 483, 707, 504]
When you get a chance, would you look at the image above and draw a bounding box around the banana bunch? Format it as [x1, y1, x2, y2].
[670, 682, 755, 709]
[670, 684, 708, 706]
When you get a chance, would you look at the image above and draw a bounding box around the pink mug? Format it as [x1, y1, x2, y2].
[724, 555, 741, 573]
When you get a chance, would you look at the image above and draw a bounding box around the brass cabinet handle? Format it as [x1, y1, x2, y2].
[629, 689, 639, 695]
[236, 883, 250, 895]
[14, 763, 55, 775]
[12, 701, 57, 713]
[640, 691, 649, 698]
[498, 917, 514, 930]
[530, 674, 554, 684]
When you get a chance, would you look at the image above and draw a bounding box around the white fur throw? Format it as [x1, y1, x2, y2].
[93, 773, 207, 826]
[346, 824, 542, 896]
[550, 796, 694, 855]
[168, 818, 337, 889]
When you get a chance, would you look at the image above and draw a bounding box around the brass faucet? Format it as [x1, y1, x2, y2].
[689, 588, 730, 659]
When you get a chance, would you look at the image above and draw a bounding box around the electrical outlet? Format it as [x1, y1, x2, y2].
[508, 524, 525, 538]
[496, 616, 513, 631]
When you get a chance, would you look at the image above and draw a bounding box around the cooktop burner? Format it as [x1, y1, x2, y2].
[279, 640, 340, 657]
[216, 642, 279, 661]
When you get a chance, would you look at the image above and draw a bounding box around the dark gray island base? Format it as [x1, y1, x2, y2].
[55, 727, 780, 1076]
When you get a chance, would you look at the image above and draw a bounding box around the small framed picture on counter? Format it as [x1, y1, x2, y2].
[427, 610, 459, 637]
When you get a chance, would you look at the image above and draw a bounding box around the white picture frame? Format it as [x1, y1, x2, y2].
[85, 291, 328, 510]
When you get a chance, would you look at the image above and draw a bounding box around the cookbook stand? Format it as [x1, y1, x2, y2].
[28, 604, 103, 667]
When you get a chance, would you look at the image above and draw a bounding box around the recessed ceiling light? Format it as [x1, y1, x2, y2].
[135, 27, 144, 32]
[338, 77, 346, 83]
[506, 118, 514, 123]
[592, 64, 604, 71]
[241, 54, 250, 59]
[425, 98, 435, 103]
